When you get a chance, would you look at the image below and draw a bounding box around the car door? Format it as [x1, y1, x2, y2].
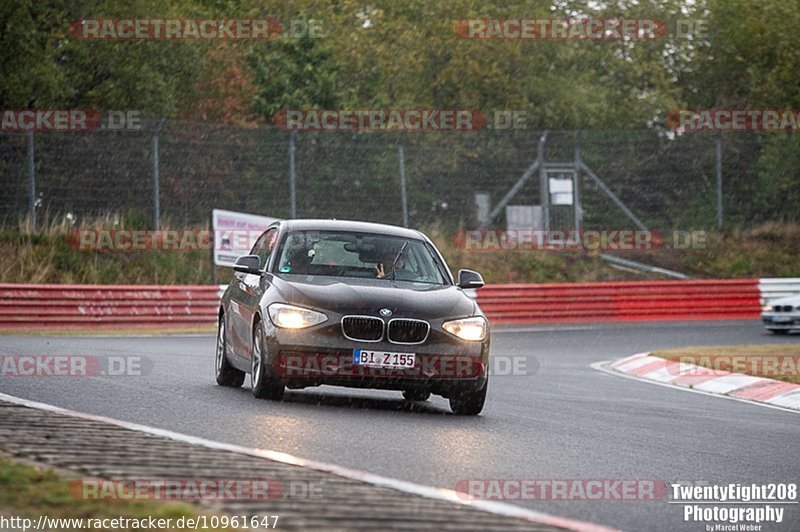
[234, 227, 279, 361]
[229, 228, 277, 359]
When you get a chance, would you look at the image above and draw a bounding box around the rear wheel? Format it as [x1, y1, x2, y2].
[402, 390, 431, 402]
[449, 381, 487, 416]
[215, 317, 245, 387]
[251, 321, 285, 400]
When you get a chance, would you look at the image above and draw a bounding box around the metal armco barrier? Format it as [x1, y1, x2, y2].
[0, 284, 224, 329]
[758, 278, 800, 304]
[1, 279, 795, 330]
[476, 280, 761, 324]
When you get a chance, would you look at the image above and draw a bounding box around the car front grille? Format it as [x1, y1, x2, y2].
[775, 305, 794, 312]
[341, 316, 384, 342]
[387, 319, 430, 344]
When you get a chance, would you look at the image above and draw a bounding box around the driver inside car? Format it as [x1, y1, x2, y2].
[284, 245, 314, 274]
[375, 250, 410, 280]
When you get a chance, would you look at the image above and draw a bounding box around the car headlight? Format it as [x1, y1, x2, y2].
[443, 316, 488, 341]
[762, 305, 773, 312]
[268, 303, 327, 329]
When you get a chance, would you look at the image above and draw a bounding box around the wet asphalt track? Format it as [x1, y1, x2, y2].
[1, 320, 799, 531]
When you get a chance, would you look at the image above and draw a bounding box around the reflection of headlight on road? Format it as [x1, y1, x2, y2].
[443, 316, 488, 341]
[268, 303, 327, 329]
[762, 305, 773, 312]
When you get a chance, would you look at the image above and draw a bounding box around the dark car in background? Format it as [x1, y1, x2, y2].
[215, 219, 490, 415]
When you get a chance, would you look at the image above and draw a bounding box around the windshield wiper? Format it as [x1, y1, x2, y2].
[390, 241, 409, 282]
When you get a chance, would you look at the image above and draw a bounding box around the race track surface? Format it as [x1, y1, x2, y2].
[2, 320, 798, 531]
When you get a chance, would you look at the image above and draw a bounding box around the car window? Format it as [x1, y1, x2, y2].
[251, 228, 278, 270]
[303, 239, 356, 267]
[275, 230, 449, 285]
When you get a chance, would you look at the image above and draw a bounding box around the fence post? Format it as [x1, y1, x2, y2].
[715, 131, 723, 230]
[27, 131, 35, 231]
[398, 143, 408, 227]
[573, 130, 582, 232]
[209, 212, 216, 285]
[151, 118, 165, 230]
[538, 131, 549, 231]
[289, 130, 297, 218]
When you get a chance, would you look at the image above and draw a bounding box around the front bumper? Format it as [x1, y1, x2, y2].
[761, 312, 800, 331]
[262, 319, 489, 397]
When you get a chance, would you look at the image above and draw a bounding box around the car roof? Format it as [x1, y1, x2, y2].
[277, 219, 427, 240]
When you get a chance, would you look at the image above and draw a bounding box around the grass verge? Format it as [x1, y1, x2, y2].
[0, 218, 662, 285]
[625, 222, 800, 278]
[653, 344, 800, 385]
[3, 218, 799, 285]
[0, 455, 232, 531]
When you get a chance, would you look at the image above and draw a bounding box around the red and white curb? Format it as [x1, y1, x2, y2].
[0, 392, 614, 532]
[595, 353, 800, 413]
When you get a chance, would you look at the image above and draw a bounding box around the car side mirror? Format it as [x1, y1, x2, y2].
[233, 254, 262, 275]
[457, 269, 484, 289]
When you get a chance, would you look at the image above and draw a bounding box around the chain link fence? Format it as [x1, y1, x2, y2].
[1, 120, 795, 232]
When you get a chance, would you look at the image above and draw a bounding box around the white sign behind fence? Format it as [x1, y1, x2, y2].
[212, 209, 278, 267]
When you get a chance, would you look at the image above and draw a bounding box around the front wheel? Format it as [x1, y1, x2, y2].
[251, 321, 285, 400]
[215, 317, 245, 387]
[449, 381, 487, 415]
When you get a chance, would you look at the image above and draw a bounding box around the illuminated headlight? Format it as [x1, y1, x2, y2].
[268, 303, 327, 329]
[443, 316, 488, 341]
[762, 305, 773, 312]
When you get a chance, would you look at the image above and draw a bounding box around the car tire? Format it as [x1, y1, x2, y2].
[251, 321, 285, 400]
[449, 381, 487, 416]
[215, 316, 245, 387]
[402, 390, 431, 402]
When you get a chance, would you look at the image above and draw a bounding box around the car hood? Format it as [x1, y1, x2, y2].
[272, 275, 476, 319]
[766, 294, 800, 307]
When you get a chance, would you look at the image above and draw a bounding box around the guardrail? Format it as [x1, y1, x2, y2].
[0, 284, 224, 329]
[476, 280, 761, 324]
[758, 278, 800, 304]
[1, 279, 795, 330]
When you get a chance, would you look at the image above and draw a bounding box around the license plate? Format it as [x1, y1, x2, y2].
[773, 316, 793, 323]
[353, 349, 415, 369]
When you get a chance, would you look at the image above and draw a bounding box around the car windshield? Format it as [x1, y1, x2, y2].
[275, 231, 449, 285]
